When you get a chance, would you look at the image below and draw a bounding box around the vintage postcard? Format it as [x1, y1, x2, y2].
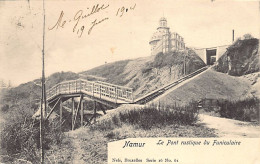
[0, 0, 260, 163]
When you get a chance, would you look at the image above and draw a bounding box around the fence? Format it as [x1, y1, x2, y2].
[46, 79, 134, 103]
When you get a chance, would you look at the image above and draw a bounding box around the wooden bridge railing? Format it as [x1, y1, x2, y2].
[46, 79, 134, 103]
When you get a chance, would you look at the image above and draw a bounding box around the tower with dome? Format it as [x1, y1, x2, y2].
[149, 17, 186, 55]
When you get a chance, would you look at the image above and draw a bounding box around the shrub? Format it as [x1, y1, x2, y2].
[1, 104, 9, 112]
[105, 131, 120, 140]
[1, 115, 40, 162]
[0, 105, 65, 163]
[89, 119, 115, 131]
[141, 63, 153, 74]
[218, 98, 259, 122]
[91, 102, 199, 131]
[118, 103, 198, 130]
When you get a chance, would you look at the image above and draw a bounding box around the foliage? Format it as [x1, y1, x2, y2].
[1, 104, 9, 112]
[141, 64, 153, 74]
[214, 37, 259, 76]
[218, 98, 259, 122]
[152, 51, 181, 69]
[141, 49, 205, 76]
[0, 70, 101, 162]
[0, 71, 76, 162]
[119, 103, 198, 129]
[243, 33, 254, 40]
[0, 71, 79, 114]
[91, 102, 199, 131]
[0, 98, 64, 163]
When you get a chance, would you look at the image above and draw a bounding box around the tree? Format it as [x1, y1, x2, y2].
[243, 33, 253, 40]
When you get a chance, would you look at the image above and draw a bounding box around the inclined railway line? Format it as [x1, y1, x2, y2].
[134, 66, 208, 104]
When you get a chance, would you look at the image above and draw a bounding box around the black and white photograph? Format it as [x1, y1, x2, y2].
[0, 0, 260, 163]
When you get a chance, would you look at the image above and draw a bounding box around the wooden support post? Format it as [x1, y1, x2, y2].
[73, 95, 83, 128]
[75, 81, 77, 92]
[92, 83, 95, 96]
[46, 98, 61, 120]
[60, 98, 63, 130]
[131, 88, 134, 103]
[99, 103, 106, 115]
[94, 101, 97, 123]
[99, 85, 101, 98]
[81, 98, 84, 127]
[72, 97, 75, 130]
[83, 100, 91, 126]
[115, 86, 117, 103]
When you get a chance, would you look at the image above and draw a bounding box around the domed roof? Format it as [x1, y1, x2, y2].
[160, 17, 167, 21]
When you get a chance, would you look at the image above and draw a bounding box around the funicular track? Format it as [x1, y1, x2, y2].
[134, 66, 209, 104]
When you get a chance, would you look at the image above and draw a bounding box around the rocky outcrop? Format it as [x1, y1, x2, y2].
[214, 38, 259, 76]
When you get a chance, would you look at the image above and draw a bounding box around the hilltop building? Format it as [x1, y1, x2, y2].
[149, 17, 186, 55]
[0, 79, 11, 89]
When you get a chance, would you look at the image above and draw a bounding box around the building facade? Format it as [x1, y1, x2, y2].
[149, 17, 185, 55]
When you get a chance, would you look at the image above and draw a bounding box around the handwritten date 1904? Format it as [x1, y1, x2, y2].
[116, 3, 136, 17]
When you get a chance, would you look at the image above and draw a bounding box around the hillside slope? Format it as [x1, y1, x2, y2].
[82, 49, 205, 98]
[1, 49, 205, 114]
[240, 72, 260, 99]
[153, 68, 253, 106]
[0, 71, 79, 113]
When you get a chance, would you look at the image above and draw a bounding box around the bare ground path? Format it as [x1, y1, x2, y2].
[68, 131, 86, 164]
[198, 114, 260, 137]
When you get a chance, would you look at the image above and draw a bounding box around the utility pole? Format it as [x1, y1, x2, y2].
[184, 53, 186, 75]
[232, 29, 234, 43]
[259, 1, 260, 124]
[40, 0, 46, 163]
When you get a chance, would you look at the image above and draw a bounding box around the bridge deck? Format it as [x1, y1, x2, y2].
[47, 79, 134, 105]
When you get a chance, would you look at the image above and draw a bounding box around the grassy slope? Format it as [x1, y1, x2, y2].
[0, 71, 79, 111]
[47, 104, 216, 163]
[81, 59, 132, 86]
[81, 50, 205, 98]
[67, 124, 215, 164]
[49, 123, 215, 164]
[154, 68, 252, 107]
[81, 56, 156, 97]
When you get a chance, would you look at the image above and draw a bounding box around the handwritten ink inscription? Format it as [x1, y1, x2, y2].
[49, 3, 136, 38]
[116, 3, 136, 17]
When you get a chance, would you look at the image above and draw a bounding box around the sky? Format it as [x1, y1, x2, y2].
[0, 0, 259, 86]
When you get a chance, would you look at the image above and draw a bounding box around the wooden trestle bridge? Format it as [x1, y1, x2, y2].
[44, 66, 208, 130]
[45, 79, 134, 130]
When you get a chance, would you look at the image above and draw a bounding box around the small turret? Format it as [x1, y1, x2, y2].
[159, 17, 167, 28]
